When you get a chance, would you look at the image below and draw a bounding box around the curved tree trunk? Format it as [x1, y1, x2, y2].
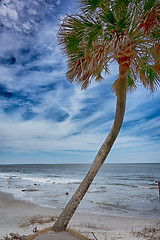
[52, 63, 129, 232]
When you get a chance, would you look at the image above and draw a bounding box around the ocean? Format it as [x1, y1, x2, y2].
[0, 163, 159, 219]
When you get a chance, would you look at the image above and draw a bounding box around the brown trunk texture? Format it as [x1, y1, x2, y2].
[52, 63, 129, 231]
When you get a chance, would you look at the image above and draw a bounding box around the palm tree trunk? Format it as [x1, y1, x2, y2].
[52, 62, 129, 232]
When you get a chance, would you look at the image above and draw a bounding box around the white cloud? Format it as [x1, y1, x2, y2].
[0, 0, 56, 33]
[0, 113, 100, 152]
[0, 0, 159, 164]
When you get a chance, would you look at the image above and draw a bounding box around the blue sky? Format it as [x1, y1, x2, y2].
[0, 0, 160, 164]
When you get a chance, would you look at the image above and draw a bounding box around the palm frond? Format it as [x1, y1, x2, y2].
[79, 0, 106, 15]
[58, 0, 160, 93]
[132, 53, 160, 92]
[66, 41, 110, 89]
[144, 0, 156, 12]
[138, 0, 160, 34]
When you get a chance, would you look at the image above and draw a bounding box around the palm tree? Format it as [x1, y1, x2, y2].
[52, 0, 160, 231]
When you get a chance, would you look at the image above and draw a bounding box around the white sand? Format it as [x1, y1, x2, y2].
[0, 191, 159, 240]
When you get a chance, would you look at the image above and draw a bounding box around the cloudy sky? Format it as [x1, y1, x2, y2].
[0, 0, 160, 164]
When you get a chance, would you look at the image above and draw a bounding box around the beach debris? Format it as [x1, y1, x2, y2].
[82, 223, 103, 230]
[3, 233, 28, 240]
[133, 223, 160, 240]
[20, 215, 57, 228]
[2, 235, 10, 240]
[2, 227, 53, 240]
[91, 232, 99, 240]
[155, 180, 160, 197]
[21, 189, 39, 192]
[33, 227, 38, 233]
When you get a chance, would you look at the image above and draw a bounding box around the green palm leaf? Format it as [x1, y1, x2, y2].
[58, 0, 160, 92]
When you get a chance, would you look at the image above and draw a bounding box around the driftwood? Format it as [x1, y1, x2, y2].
[20, 215, 56, 228]
[133, 224, 160, 240]
[91, 232, 99, 240]
[3, 232, 28, 240]
[2, 215, 57, 240]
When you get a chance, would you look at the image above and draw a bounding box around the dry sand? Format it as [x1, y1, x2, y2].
[0, 191, 159, 240]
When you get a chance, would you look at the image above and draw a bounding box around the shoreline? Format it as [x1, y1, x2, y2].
[1, 163, 159, 222]
[0, 191, 160, 240]
[0, 186, 158, 219]
[1, 185, 159, 221]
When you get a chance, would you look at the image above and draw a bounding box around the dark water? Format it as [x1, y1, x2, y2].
[0, 163, 159, 218]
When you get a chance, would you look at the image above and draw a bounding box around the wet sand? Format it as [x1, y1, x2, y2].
[0, 191, 159, 240]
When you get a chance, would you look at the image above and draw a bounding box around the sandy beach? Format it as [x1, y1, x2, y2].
[0, 191, 160, 240]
